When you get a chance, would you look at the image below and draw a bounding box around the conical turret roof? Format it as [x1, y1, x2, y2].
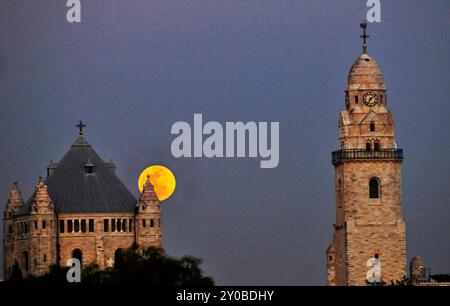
[6, 182, 24, 207]
[139, 175, 159, 202]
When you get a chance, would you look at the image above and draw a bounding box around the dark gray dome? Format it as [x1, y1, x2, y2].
[25, 135, 136, 214]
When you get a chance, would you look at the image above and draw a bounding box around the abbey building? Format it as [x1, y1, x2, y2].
[3, 123, 163, 280]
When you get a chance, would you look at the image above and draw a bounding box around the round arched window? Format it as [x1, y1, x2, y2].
[369, 178, 380, 198]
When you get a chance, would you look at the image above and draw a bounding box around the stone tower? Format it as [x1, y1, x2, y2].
[135, 176, 163, 249]
[326, 23, 407, 286]
[28, 179, 58, 276]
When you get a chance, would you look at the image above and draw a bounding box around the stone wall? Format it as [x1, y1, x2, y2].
[328, 160, 407, 286]
[3, 209, 164, 280]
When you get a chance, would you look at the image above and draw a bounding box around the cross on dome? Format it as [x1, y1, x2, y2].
[76, 121, 86, 135]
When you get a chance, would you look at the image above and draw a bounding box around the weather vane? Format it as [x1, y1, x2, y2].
[360, 21, 370, 53]
[360, 21, 370, 44]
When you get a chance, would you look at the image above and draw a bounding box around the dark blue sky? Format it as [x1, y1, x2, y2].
[0, 0, 449, 285]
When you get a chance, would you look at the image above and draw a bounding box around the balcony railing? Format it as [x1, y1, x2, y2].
[332, 149, 403, 165]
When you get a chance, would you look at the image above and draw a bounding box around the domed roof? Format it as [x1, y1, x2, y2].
[347, 53, 386, 91]
[17, 133, 137, 215]
[410, 256, 427, 279]
[40, 135, 137, 213]
[410, 256, 425, 268]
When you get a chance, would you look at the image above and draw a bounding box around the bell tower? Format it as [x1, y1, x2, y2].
[326, 23, 407, 286]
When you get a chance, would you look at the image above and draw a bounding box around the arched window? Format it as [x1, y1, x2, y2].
[369, 178, 380, 199]
[366, 141, 372, 151]
[22, 251, 29, 273]
[114, 249, 123, 269]
[337, 179, 342, 206]
[89, 219, 95, 232]
[84, 160, 94, 174]
[374, 140, 380, 151]
[104, 219, 109, 232]
[370, 122, 375, 132]
[81, 219, 86, 232]
[60, 220, 65, 233]
[72, 249, 83, 267]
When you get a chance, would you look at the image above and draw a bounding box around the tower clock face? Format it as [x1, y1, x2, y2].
[363, 92, 378, 107]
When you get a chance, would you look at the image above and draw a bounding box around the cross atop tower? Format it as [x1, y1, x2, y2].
[76, 120, 86, 135]
[360, 21, 370, 53]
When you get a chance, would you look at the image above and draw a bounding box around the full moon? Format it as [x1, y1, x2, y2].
[138, 165, 176, 201]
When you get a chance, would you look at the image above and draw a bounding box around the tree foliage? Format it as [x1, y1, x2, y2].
[26, 246, 214, 286]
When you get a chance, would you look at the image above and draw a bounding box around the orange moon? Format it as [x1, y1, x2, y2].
[138, 165, 176, 201]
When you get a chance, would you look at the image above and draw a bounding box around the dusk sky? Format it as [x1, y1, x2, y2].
[0, 0, 449, 285]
